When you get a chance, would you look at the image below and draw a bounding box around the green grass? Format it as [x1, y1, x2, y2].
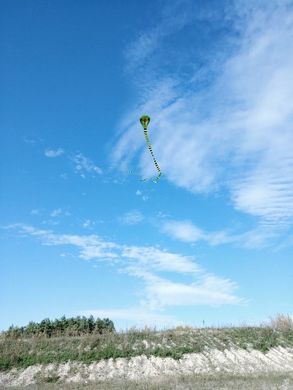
[1, 326, 293, 372]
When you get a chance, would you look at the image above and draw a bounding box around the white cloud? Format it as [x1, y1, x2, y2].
[141, 273, 242, 309]
[135, 190, 149, 201]
[10, 224, 242, 309]
[161, 219, 237, 246]
[72, 153, 102, 177]
[12, 224, 119, 259]
[44, 148, 64, 158]
[232, 155, 293, 226]
[118, 268, 242, 311]
[50, 208, 62, 217]
[119, 210, 144, 225]
[82, 219, 95, 229]
[48, 208, 70, 219]
[112, 1, 293, 238]
[162, 220, 205, 243]
[161, 219, 281, 249]
[121, 245, 200, 274]
[80, 245, 119, 261]
[41, 219, 60, 226]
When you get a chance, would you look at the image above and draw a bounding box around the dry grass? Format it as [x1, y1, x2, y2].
[268, 314, 293, 332]
[1, 372, 293, 390]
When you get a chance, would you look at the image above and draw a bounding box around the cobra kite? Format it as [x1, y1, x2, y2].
[140, 115, 162, 183]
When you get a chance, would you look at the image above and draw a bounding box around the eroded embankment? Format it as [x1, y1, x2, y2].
[1, 346, 293, 387]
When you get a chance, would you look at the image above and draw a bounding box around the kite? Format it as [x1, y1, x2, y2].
[140, 114, 162, 183]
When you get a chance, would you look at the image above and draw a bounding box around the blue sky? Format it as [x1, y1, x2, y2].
[1, 0, 293, 332]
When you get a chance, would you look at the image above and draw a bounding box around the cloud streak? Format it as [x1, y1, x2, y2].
[161, 220, 233, 246]
[161, 219, 281, 249]
[9, 223, 243, 310]
[44, 148, 64, 158]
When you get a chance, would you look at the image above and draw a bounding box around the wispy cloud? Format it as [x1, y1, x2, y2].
[24, 137, 37, 145]
[118, 267, 242, 311]
[49, 208, 71, 218]
[119, 210, 144, 225]
[72, 153, 103, 178]
[112, 1, 293, 238]
[82, 219, 96, 229]
[44, 148, 64, 158]
[232, 156, 293, 227]
[161, 219, 281, 249]
[50, 208, 62, 217]
[124, 0, 226, 74]
[125, 3, 191, 73]
[11, 224, 119, 260]
[120, 245, 200, 274]
[9, 223, 243, 310]
[162, 220, 206, 243]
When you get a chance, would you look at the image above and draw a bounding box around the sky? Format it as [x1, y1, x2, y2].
[1, 0, 293, 332]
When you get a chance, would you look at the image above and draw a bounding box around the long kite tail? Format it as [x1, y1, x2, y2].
[143, 129, 162, 183]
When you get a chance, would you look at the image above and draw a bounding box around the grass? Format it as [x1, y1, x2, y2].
[1, 372, 293, 390]
[1, 324, 293, 372]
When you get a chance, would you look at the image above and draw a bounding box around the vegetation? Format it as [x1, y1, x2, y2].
[0, 314, 293, 372]
[5, 372, 292, 390]
[268, 313, 293, 331]
[1, 316, 115, 339]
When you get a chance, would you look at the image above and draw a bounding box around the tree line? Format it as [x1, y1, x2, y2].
[2, 316, 115, 338]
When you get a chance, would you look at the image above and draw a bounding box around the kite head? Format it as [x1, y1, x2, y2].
[140, 115, 150, 130]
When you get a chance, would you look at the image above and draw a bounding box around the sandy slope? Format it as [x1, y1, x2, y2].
[1, 346, 293, 387]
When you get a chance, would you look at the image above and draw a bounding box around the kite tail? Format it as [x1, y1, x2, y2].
[143, 129, 162, 182]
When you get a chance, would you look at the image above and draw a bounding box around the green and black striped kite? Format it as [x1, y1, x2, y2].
[139, 115, 162, 183]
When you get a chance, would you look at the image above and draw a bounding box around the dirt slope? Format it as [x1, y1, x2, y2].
[1, 346, 293, 388]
